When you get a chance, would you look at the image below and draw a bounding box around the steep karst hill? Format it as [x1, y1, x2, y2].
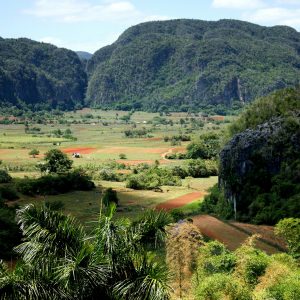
[86, 19, 300, 112]
[0, 38, 87, 110]
[203, 86, 300, 224]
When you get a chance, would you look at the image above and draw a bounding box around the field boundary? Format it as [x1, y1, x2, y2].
[226, 221, 286, 252]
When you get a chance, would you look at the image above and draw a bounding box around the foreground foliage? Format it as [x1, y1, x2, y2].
[193, 236, 300, 300]
[0, 205, 173, 299]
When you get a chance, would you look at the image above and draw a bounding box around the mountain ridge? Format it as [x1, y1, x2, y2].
[86, 19, 300, 112]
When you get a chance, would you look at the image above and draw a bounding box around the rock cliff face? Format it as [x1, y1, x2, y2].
[219, 115, 300, 221]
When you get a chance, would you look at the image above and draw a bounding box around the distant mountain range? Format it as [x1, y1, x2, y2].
[1, 19, 300, 112]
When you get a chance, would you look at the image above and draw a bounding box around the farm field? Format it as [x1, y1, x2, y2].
[1, 109, 224, 224]
[192, 215, 284, 254]
[1, 109, 284, 256]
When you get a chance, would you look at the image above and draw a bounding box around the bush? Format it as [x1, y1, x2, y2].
[0, 186, 19, 201]
[99, 169, 123, 182]
[0, 204, 21, 259]
[45, 200, 64, 211]
[119, 153, 127, 159]
[185, 159, 218, 178]
[17, 170, 95, 196]
[0, 170, 12, 183]
[127, 166, 181, 190]
[102, 188, 119, 207]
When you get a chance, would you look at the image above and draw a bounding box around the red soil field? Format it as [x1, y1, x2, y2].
[209, 115, 225, 121]
[144, 137, 162, 141]
[156, 192, 206, 210]
[192, 215, 282, 254]
[116, 159, 170, 165]
[62, 147, 96, 154]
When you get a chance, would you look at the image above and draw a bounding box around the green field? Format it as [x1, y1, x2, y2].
[1, 109, 227, 224]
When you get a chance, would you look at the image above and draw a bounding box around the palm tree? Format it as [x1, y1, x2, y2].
[0, 204, 172, 300]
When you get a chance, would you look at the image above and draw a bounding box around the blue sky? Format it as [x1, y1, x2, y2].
[1, 0, 300, 53]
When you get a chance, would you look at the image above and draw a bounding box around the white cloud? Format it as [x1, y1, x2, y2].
[25, 0, 171, 24]
[243, 7, 300, 28]
[212, 0, 266, 10]
[24, 0, 140, 23]
[275, 0, 300, 5]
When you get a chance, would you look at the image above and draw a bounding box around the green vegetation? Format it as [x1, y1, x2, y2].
[0, 199, 21, 259]
[192, 236, 300, 300]
[0, 204, 172, 299]
[86, 19, 300, 113]
[275, 218, 300, 258]
[203, 87, 300, 224]
[39, 149, 73, 174]
[0, 38, 86, 110]
[28, 148, 39, 158]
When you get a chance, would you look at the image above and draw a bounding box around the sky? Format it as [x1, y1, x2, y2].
[1, 0, 300, 53]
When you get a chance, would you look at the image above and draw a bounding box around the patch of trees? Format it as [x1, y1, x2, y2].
[16, 170, 94, 196]
[126, 166, 181, 190]
[124, 128, 150, 138]
[166, 132, 221, 160]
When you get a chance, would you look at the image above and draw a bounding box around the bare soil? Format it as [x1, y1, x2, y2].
[156, 192, 206, 210]
[192, 215, 283, 254]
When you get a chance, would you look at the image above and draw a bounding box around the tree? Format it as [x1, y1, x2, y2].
[101, 188, 119, 207]
[29, 148, 39, 158]
[0, 204, 172, 299]
[119, 153, 127, 159]
[40, 149, 73, 174]
[275, 218, 300, 258]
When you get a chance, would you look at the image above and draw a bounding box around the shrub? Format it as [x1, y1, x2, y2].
[99, 169, 122, 182]
[40, 149, 73, 174]
[45, 200, 64, 211]
[17, 170, 94, 196]
[0, 186, 19, 201]
[119, 153, 127, 159]
[0, 170, 12, 183]
[102, 188, 119, 207]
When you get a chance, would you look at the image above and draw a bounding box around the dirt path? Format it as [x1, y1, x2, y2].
[192, 215, 281, 254]
[160, 147, 186, 160]
[156, 192, 206, 210]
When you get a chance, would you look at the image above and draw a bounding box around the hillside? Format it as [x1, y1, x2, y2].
[86, 19, 300, 112]
[76, 51, 93, 61]
[0, 38, 87, 110]
[202, 87, 300, 224]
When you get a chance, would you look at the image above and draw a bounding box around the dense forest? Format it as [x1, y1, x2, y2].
[0, 38, 87, 110]
[1, 19, 300, 113]
[86, 19, 300, 112]
[202, 87, 300, 224]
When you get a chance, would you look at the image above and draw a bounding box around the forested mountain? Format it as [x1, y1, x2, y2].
[86, 19, 300, 112]
[0, 38, 87, 110]
[1, 19, 300, 112]
[76, 51, 93, 61]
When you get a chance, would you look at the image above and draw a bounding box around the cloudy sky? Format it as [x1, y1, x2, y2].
[1, 0, 300, 53]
